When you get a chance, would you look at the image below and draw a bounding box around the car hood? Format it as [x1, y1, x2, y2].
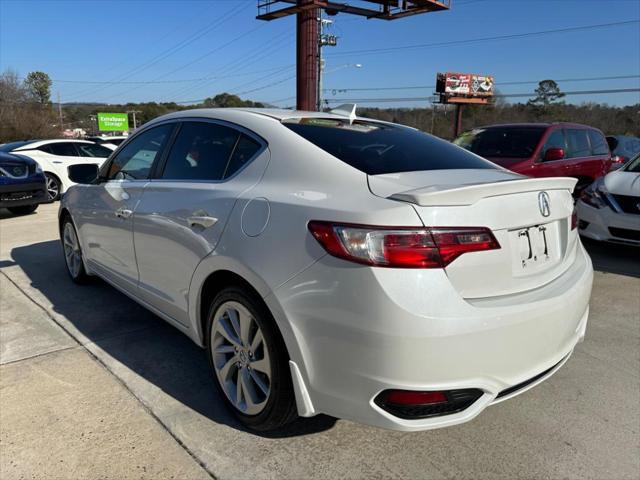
[0, 151, 38, 166]
[604, 170, 640, 196]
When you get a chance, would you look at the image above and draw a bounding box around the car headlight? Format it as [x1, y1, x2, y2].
[35, 162, 43, 174]
[579, 180, 609, 209]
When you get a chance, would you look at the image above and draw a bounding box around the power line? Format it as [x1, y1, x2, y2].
[65, 1, 250, 101]
[163, 30, 293, 102]
[324, 74, 640, 94]
[322, 88, 640, 104]
[327, 19, 640, 58]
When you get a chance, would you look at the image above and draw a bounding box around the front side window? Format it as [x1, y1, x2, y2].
[105, 124, 173, 180]
[47, 142, 80, 157]
[542, 130, 566, 151]
[286, 119, 496, 175]
[588, 130, 609, 156]
[77, 143, 112, 158]
[161, 122, 246, 181]
[565, 129, 591, 158]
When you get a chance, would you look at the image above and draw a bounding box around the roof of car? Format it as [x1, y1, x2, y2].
[154, 107, 371, 123]
[478, 122, 599, 130]
[12, 138, 96, 150]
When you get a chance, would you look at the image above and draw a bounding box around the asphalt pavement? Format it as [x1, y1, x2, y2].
[1, 203, 638, 480]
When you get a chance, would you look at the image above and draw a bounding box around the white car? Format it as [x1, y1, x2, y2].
[0, 139, 112, 201]
[59, 107, 593, 432]
[577, 153, 640, 245]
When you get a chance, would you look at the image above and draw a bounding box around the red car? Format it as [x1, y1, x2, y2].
[454, 123, 612, 192]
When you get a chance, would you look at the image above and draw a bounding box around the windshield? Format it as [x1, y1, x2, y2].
[0, 140, 36, 152]
[623, 153, 640, 172]
[283, 118, 496, 175]
[454, 127, 545, 159]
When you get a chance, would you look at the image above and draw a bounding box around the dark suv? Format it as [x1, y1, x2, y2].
[454, 123, 612, 193]
[0, 152, 47, 215]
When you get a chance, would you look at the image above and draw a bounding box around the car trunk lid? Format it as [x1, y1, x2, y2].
[369, 170, 579, 298]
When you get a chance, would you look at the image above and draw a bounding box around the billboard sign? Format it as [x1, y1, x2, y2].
[437, 72, 494, 100]
[97, 112, 129, 132]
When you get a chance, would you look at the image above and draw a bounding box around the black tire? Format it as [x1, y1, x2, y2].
[45, 173, 61, 202]
[7, 204, 38, 215]
[206, 286, 297, 431]
[61, 215, 90, 284]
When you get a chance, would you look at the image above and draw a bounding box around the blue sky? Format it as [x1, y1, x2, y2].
[1, 0, 639, 107]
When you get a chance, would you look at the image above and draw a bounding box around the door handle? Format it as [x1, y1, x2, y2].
[115, 208, 133, 219]
[187, 215, 218, 228]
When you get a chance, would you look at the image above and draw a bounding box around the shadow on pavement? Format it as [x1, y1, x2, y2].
[8, 240, 337, 439]
[581, 237, 640, 278]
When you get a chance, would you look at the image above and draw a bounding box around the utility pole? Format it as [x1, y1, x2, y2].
[317, 15, 336, 111]
[256, 1, 451, 112]
[296, 0, 319, 111]
[57, 92, 64, 131]
[454, 104, 464, 138]
[127, 110, 142, 130]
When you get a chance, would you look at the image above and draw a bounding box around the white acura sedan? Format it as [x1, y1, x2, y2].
[59, 107, 593, 432]
[577, 153, 640, 245]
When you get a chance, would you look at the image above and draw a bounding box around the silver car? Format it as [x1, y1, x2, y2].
[60, 108, 592, 432]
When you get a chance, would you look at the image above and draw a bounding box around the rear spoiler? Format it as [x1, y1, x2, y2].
[389, 177, 578, 207]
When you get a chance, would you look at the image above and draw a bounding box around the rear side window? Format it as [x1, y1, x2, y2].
[454, 127, 545, 159]
[77, 143, 112, 158]
[588, 130, 609, 156]
[286, 119, 496, 175]
[224, 134, 261, 178]
[47, 143, 80, 157]
[162, 122, 240, 181]
[565, 129, 591, 158]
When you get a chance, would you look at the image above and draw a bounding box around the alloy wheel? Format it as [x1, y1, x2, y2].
[63, 222, 82, 278]
[211, 301, 272, 415]
[46, 174, 60, 201]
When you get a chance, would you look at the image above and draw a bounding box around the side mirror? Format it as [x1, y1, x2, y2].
[68, 164, 99, 184]
[543, 148, 565, 162]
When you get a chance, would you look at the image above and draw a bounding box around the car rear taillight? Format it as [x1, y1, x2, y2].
[307, 221, 500, 268]
[571, 209, 578, 230]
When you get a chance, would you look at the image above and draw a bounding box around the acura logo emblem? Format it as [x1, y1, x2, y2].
[538, 191, 551, 217]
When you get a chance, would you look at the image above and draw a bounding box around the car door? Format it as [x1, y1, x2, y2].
[75, 124, 175, 291]
[36, 142, 85, 182]
[564, 128, 602, 189]
[586, 129, 612, 176]
[532, 128, 567, 178]
[133, 119, 267, 326]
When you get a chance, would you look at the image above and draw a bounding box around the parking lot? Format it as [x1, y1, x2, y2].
[1, 202, 639, 479]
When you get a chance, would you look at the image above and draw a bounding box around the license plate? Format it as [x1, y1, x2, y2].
[515, 225, 553, 269]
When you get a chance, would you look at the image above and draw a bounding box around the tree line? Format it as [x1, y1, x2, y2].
[1, 70, 638, 143]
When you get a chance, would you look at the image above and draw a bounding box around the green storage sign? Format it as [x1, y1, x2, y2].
[97, 112, 129, 132]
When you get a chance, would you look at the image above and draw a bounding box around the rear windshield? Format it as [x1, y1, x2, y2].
[454, 127, 545, 159]
[283, 118, 496, 175]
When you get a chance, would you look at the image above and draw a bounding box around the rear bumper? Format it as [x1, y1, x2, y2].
[0, 181, 47, 208]
[273, 241, 593, 431]
[577, 200, 640, 245]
